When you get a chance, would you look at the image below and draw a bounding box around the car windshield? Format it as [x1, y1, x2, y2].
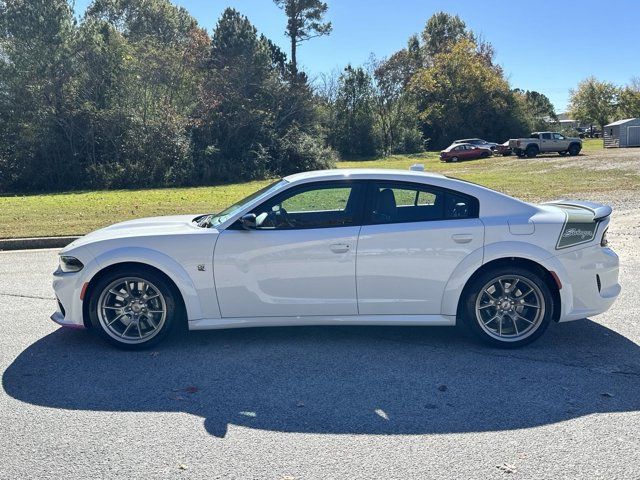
[197, 179, 288, 228]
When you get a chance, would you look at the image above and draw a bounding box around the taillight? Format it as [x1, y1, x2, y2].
[601, 227, 609, 247]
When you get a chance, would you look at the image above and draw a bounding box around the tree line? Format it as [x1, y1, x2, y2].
[569, 77, 640, 131]
[0, 2, 557, 194]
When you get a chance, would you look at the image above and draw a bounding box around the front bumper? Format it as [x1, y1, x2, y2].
[52, 268, 86, 328]
[554, 245, 620, 322]
[50, 311, 85, 329]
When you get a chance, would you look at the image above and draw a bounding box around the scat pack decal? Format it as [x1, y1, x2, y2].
[555, 205, 599, 249]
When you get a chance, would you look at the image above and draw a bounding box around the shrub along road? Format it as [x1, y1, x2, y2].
[1, 140, 636, 240]
[0, 206, 639, 478]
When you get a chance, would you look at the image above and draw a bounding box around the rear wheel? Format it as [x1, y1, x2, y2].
[88, 267, 178, 349]
[450, 156, 459, 162]
[461, 266, 553, 348]
[525, 145, 538, 158]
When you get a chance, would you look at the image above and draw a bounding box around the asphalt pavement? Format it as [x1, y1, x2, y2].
[1, 236, 639, 479]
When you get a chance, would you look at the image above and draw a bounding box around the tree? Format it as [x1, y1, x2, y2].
[569, 77, 619, 131]
[421, 12, 470, 63]
[411, 39, 528, 149]
[0, 0, 78, 191]
[192, 8, 333, 182]
[330, 65, 378, 158]
[618, 77, 640, 118]
[513, 89, 557, 131]
[372, 49, 423, 155]
[273, 0, 331, 82]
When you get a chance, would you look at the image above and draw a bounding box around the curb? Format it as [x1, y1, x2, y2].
[0, 236, 80, 251]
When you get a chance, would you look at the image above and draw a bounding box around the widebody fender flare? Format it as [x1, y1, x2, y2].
[83, 246, 204, 321]
[441, 241, 574, 317]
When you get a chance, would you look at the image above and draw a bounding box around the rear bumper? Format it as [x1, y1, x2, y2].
[554, 245, 620, 322]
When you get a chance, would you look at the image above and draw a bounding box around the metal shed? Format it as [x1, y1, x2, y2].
[604, 118, 640, 148]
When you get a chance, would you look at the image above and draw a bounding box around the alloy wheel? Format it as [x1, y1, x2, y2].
[97, 277, 167, 345]
[474, 275, 545, 342]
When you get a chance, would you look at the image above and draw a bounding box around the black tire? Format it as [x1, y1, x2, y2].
[481, 151, 490, 158]
[460, 266, 553, 348]
[502, 152, 512, 157]
[450, 156, 459, 162]
[568, 143, 581, 156]
[516, 149, 526, 158]
[88, 266, 179, 350]
[525, 145, 538, 158]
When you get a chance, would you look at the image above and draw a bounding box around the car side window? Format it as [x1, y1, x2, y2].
[366, 182, 479, 224]
[251, 182, 364, 230]
[542, 133, 552, 140]
[553, 133, 565, 140]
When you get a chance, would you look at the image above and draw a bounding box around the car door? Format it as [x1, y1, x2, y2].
[540, 132, 552, 151]
[356, 181, 484, 315]
[470, 146, 483, 159]
[456, 145, 470, 159]
[552, 132, 567, 150]
[214, 180, 365, 318]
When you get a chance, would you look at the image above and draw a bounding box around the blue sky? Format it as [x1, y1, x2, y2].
[75, 0, 640, 112]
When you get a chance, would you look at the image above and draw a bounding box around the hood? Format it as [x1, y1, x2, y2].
[63, 214, 205, 251]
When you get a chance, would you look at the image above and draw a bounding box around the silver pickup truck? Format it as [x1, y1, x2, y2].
[508, 132, 582, 158]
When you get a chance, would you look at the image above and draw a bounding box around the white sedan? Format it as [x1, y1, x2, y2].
[52, 168, 620, 349]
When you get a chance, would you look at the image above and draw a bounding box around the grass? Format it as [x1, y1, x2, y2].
[581, 138, 604, 151]
[1, 138, 636, 239]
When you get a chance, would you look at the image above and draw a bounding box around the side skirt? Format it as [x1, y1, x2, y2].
[188, 314, 457, 331]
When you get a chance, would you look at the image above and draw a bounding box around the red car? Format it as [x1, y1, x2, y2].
[440, 143, 492, 162]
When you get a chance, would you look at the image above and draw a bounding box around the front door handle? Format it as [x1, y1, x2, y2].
[330, 243, 350, 253]
[452, 234, 473, 244]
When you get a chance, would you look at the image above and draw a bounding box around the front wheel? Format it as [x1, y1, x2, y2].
[460, 267, 553, 348]
[88, 267, 179, 349]
[568, 144, 581, 156]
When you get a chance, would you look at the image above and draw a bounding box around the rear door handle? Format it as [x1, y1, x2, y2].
[452, 234, 473, 244]
[330, 243, 350, 253]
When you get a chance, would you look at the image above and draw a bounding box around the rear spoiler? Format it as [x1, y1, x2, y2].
[543, 200, 612, 221]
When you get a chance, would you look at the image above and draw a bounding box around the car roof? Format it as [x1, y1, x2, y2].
[284, 168, 446, 184]
[454, 138, 482, 142]
[445, 143, 473, 150]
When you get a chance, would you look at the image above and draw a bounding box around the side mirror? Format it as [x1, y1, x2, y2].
[240, 213, 257, 230]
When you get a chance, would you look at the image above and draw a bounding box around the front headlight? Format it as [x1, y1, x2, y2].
[59, 256, 84, 273]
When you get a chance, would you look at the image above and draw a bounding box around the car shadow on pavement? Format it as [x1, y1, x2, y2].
[3, 320, 640, 438]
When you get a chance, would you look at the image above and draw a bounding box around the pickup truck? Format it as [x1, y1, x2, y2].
[508, 132, 582, 158]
